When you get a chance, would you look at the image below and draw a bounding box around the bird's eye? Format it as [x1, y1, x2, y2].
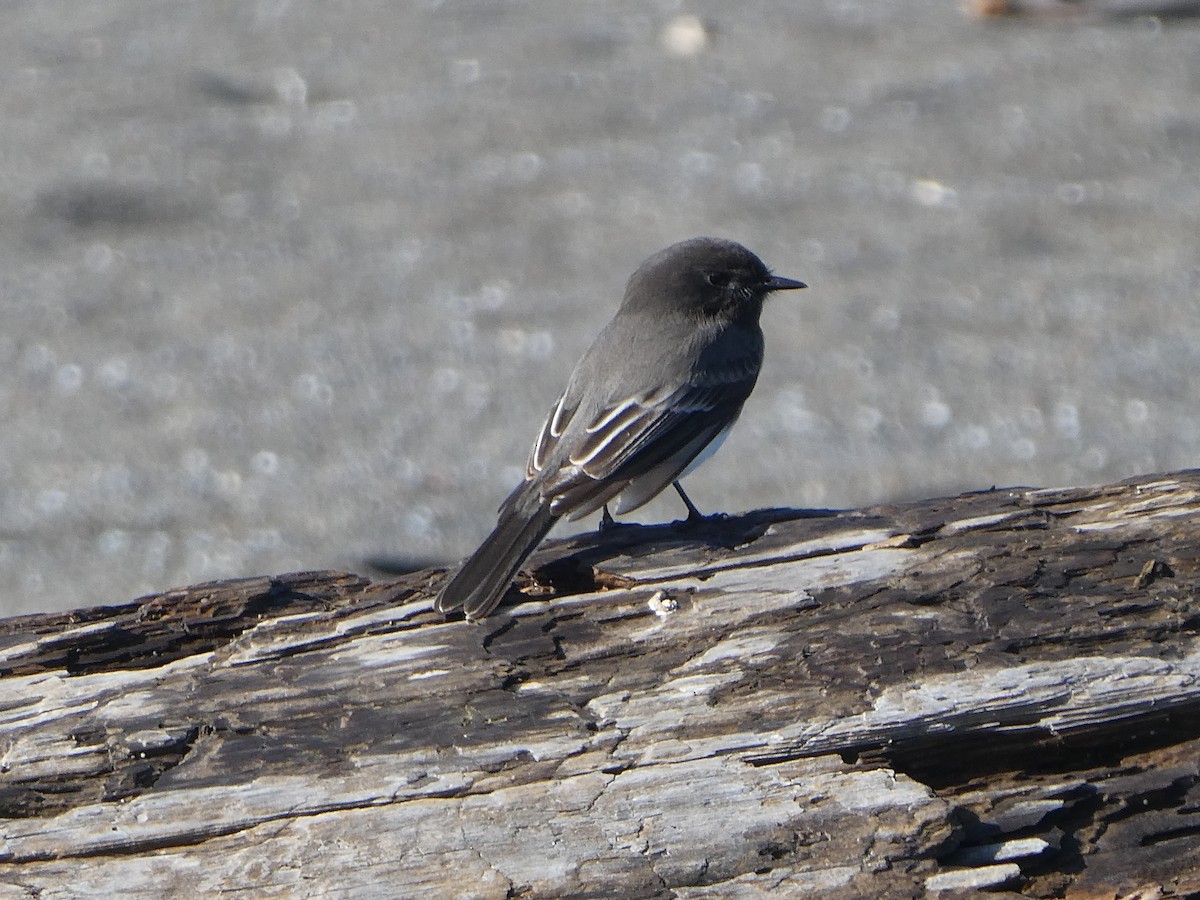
[705, 271, 733, 288]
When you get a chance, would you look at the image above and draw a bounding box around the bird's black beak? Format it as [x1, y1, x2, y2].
[763, 274, 807, 292]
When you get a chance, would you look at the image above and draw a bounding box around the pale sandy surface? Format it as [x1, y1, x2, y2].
[3, 1, 1199, 615]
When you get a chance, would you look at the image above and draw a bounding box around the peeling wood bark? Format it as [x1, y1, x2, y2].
[2, 472, 1200, 898]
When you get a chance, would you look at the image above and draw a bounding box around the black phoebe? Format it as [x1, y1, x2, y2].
[436, 237, 807, 619]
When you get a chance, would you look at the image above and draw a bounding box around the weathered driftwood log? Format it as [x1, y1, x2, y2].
[3, 472, 1200, 898]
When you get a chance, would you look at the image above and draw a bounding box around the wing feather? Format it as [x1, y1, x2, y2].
[526, 393, 577, 479]
[546, 375, 755, 517]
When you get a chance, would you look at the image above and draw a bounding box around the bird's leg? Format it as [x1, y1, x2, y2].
[598, 504, 616, 531]
[673, 482, 706, 523]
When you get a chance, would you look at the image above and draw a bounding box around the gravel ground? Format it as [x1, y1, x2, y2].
[3, 1, 1199, 615]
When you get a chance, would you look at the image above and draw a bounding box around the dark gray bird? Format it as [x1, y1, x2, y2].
[436, 237, 807, 619]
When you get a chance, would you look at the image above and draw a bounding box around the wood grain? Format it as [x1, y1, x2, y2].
[3, 473, 1200, 897]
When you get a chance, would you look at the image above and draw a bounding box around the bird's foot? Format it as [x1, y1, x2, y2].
[673, 482, 707, 524]
[598, 505, 617, 531]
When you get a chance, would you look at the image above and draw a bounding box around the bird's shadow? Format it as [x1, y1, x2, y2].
[363, 555, 447, 578]
[525, 506, 839, 599]
[364, 506, 840, 616]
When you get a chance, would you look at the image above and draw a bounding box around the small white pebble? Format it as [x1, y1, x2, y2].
[920, 399, 952, 430]
[911, 177, 957, 208]
[661, 15, 709, 57]
[648, 590, 678, 616]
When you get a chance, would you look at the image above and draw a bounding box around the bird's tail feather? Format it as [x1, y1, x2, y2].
[435, 503, 557, 619]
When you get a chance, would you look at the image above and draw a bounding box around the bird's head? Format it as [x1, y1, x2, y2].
[623, 237, 806, 323]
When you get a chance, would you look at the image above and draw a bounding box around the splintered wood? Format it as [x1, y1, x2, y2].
[2, 473, 1199, 897]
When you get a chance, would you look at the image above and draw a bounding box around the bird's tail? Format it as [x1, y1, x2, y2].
[435, 501, 557, 619]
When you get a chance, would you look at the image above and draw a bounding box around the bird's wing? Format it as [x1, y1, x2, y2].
[541, 373, 756, 518]
[567, 382, 743, 478]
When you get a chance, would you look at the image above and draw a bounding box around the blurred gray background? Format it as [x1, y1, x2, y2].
[3, 1, 1199, 616]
